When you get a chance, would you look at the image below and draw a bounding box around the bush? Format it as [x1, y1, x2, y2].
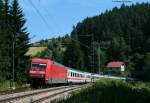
[54, 79, 150, 103]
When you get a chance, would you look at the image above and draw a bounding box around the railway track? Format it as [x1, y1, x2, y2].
[0, 84, 90, 103]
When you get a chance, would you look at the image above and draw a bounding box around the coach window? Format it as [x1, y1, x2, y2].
[71, 72, 72, 77]
[70, 72, 72, 76]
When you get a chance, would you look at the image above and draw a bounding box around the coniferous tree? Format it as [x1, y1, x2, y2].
[63, 33, 85, 71]
[9, 0, 29, 83]
[0, 0, 11, 81]
[0, 0, 5, 81]
[141, 53, 150, 81]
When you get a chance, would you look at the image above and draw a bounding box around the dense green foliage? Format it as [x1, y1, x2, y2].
[70, 3, 150, 80]
[0, 0, 29, 84]
[63, 32, 85, 71]
[54, 80, 150, 103]
[33, 3, 150, 81]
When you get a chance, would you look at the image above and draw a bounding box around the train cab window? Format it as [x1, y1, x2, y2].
[39, 63, 47, 69]
[32, 63, 39, 68]
[32, 63, 47, 69]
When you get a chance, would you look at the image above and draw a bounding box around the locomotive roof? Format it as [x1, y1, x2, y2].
[53, 61, 65, 67]
[32, 58, 51, 63]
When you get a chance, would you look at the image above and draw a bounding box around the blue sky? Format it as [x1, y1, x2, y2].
[19, 0, 149, 43]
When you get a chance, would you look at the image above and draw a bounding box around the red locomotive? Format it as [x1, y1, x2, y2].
[29, 58, 101, 88]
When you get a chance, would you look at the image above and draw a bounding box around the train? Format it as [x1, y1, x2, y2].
[29, 58, 126, 88]
[29, 58, 101, 87]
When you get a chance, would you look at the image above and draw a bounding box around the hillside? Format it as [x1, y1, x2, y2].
[31, 3, 150, 81]
[25, 47, 47, 57]
[68, 3, 150, 81]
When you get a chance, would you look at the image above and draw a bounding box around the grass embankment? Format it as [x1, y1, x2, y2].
[54, 80, 150, 103]
[0, 81, 30, 91]
[0, 81, 11, 91]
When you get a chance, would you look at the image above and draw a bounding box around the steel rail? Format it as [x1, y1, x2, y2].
[31, 86, 82, 103]
[0, 85, 76, 103]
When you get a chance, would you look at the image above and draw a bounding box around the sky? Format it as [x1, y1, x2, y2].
[19, 0, 150, 43]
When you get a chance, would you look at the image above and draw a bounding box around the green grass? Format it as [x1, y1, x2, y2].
[53, 79, 150, 103]
[0, 81, 30, 91]
[0, 81, 11, 91]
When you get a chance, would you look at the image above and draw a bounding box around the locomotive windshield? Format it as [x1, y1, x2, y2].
[32, 63, 47, 69]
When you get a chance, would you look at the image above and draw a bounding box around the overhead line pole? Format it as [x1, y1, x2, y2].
[91, 33, 94, 73]
[98, 44, 100, 74]
[78, 34, 95, 73]
[12, 30, 15, 90]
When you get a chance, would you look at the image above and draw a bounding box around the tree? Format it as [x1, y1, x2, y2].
[0, 0, 11, 82]
[88, 42, 100, 73]
[36, 49, 52, 59]
[63, 34, 85, 71]
[9, 0, 29, 83]
[141, 53, 150, 81]
[107, 36, 127, 61]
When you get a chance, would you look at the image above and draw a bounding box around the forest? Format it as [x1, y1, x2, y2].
[36, 3, 150, 82]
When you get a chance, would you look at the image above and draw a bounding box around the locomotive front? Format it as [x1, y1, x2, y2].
[29, 59, 49, 88]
